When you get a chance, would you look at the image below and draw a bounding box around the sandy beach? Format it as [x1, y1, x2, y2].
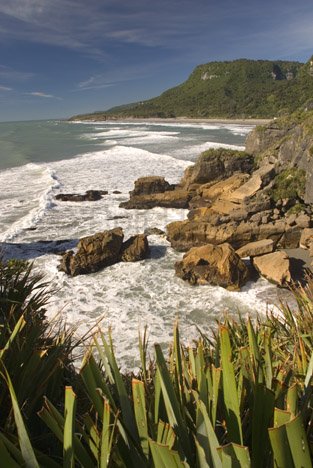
[81, 116, 273, 126]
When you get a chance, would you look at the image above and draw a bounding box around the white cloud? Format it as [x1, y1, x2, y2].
[0, 85, 12, 91]
[26, 91, 62, 99]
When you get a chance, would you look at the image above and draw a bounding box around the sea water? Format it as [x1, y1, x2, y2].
[0, 120, 281, 367]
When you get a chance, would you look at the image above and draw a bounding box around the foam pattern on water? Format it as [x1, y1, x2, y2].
[0, 122, 281, 368]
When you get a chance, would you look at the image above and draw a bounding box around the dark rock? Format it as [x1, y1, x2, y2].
[175, 243, 249, 290]
[144, 227, 165, 236]
[121, 234, 149, 262]
[58, 228, 124, 276]
[56, 190, 106, 202]
[130, 176, 174, 196]
[112, 190, 122, 194]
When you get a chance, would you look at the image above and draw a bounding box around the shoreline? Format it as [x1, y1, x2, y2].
[72, 116, 272, 126]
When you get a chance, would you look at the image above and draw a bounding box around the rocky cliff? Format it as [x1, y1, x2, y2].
[246, 109, 313, 203]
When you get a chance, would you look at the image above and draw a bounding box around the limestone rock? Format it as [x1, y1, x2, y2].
[175, 243, 249, 291]
[229, 164, 276, 203]
[59, 228, 124, 276]
[197, 173, 250, 201]
[236, 239, 275, 258]
[300, 228, 313, 249]
[252, 251, 291, 286]
[180, 148, 253, 189]
[130, 176, 174, 196]
[121, 234, 149, 262]
[295, 214, 311, 228]
[166, 217, 297, 252]
[120, 189, 191, 209]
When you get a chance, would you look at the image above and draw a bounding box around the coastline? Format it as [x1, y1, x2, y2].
[72, 116, 273, 126]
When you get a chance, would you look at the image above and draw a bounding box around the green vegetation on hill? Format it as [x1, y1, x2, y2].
[70, 57, 313, 120]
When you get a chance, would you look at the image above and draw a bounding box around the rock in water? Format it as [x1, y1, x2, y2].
[56, 190, 107, 202]
[130, 176, 174, 196]
[59, 228, 124, 276]
[175, 243, 249, 291]
[121, 234, 149, 262]
[252, 251, 291, 286]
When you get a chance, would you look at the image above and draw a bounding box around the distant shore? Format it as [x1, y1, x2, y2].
[71, 116, 273, 126]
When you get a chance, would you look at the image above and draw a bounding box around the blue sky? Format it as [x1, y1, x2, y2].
[0, 0, 312, 121]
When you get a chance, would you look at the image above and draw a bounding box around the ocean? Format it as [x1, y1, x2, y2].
[0, 119, 281, 367]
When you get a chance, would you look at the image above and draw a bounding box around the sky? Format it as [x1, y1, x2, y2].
[0, 0, 312, 121]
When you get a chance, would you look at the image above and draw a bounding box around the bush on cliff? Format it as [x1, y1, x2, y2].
[271, 168, 306, 202]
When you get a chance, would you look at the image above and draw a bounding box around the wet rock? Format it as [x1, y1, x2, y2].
[59, 228, 124, 276]
[175, 243, 249, 291]
[121, 234, 149, 262]
[252, 251, 291, 286]
[56, 190, 107, 202]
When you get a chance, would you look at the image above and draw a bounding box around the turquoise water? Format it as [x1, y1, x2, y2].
[0, 119, 249, 170]
[0, 118, 279, 367]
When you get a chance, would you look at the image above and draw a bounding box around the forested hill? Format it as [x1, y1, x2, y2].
[70, 58, 313, 120]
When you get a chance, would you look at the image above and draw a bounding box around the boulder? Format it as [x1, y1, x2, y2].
[121, 234, 149, 262]
[59, 228, 124, 276]
[56, 190, 107, 202]
[252, 251, 291, 286]
[229, 164, 276, 203]
[295, 214, 311, 228]
[236, 239, 275, 258]
[130, 176, 174, 196]
[180, 148, 254, 189]
[120, 189, 191, 209]
[175, 243, 249, 291]
[300, 228, 313, 248]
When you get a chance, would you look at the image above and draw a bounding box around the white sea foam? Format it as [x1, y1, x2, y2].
[0, 164, 60, 242]
[1, 121, 283, 368]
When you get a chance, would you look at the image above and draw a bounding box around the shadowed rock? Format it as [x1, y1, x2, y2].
[56, 190, 107, 202]
[252, 251, 291, 286]
[175, 243, 249, 291]
[121, 234, 149, 262]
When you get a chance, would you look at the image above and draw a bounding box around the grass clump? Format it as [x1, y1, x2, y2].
[271, 167, 306, 202]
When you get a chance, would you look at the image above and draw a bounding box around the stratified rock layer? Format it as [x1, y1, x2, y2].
[175, 243, 249, 291]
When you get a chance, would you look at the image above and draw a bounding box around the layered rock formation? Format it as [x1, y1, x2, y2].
[246, 110, 313, 203]
[175, 243, 249, 290]
[59, 228, 149, 276]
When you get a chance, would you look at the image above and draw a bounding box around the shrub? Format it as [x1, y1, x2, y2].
[271, 168, 306, 202]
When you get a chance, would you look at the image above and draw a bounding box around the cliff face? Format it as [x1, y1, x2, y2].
[246, 110, 313, 203]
